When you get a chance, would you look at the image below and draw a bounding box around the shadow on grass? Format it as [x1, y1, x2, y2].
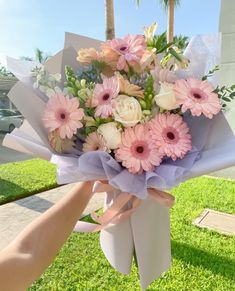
[171, 240, 235, 280]
[0, 178, 28, 205]
[0, 178, 58, 206]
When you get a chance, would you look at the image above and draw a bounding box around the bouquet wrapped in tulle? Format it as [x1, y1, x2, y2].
[4, 24, 235, 289]
[37, 25, 222, 177]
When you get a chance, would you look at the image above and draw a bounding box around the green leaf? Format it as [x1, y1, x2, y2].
[168, 47, 183, 62]
[157, 42, 173, 53]
[222, 97, 231, 102]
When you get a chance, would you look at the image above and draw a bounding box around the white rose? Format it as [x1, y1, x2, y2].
[154, 82, 179, 110]
[98, 122, 122, 150]
[113, 95, 142, 127]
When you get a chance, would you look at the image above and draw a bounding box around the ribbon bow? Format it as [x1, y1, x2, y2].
[75, 181, 175, 232]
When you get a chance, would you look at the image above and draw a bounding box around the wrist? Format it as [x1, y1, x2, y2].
[73, 181, 94, 195]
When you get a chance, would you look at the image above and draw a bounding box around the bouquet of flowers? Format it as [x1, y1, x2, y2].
[4, 24, 235, 290]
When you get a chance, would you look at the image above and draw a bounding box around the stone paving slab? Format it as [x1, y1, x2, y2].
[0, 184, 104, 251]
[193, 208, 235, 236]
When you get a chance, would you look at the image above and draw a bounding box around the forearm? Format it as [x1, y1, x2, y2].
[16, 181, 94, 257]
[0, 181, 94, 291]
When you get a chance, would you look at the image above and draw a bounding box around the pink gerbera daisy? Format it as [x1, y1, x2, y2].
[83, 131, 108, 152]
[101, 34, 146, 72]
[174, 78, 221, 119]
[92, 76, 120, 118]
[150, 113, 192, 161]
[42, 93, 84, 139]
[115, 124, 162, 174]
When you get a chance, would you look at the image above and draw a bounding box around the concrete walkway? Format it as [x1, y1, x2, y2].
[0, 184, 104, 251]
[0, 133, 31, 164]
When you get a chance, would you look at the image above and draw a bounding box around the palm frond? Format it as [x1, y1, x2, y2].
[136, 0, 180, 9]
[159, 0, 180, 10]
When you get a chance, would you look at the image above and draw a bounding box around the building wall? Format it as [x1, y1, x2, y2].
[211, 0, 235, 178]
[218, 0, 235, 132]
[219, 0, 235, 86]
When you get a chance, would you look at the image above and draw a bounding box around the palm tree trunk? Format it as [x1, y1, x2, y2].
[167, 0, 174, 43]
[105, 0, 115, 40]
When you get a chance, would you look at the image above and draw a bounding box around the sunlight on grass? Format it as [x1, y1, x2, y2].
[0, 159, 57, 205]
[28, 176, 235, 290]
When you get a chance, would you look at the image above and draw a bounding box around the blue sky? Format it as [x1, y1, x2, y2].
[0, 0, 221, 65]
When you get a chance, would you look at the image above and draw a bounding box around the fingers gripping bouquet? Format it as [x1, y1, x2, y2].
[4, 24, 235, 289]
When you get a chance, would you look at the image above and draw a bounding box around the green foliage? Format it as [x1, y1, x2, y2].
[148, 32, 189, 55]
[159, 0, 180, 9]
[202, 65, 220, 81]
[141, 75, 155, 110]
[65, 66, 78, 92]
[29, 175, 235, 290]
[92, 60, 109, 75]
[35, 48, 50, 64]
[95, 117, 114, 126]
[214, 84, 235, 108]
[0, 65, 14, 77]
[84, 107, 95, 117]
[0, 159, 57, 205]
[201, 65, 235, 109]
[167, 47, 183, 62]
[80, 126, 97, 136]
[21, 48, 51, 64]
[78, 61, 109, 84]
[80, 116, 115, 137]
[148, 32, 173, 53]
[64, 66, 88, 108]
[136, 0, 180, 9]
[174, 34, 189, 50]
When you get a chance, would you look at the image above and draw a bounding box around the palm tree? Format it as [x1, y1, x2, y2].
[105, 0, 115, 40]
[21, 48, 50, 64]
[160, 0, 180, 43]
[35, 48, 50, 63]
[136, 0, 180, 43]
[174, 34, 189, 51]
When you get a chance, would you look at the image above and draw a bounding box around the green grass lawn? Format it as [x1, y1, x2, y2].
[27, 176, 235, 291]
[0, 159, 57, 205]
